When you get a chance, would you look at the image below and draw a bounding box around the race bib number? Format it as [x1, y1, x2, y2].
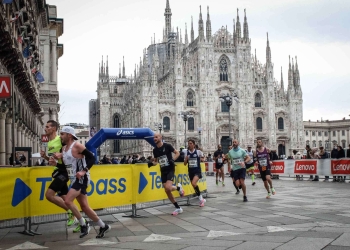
[188, 159, 197, 168]
[218, 158, 223, 164]
[261, 166, 267, 171]
[232, 159, 243, 165]
[259, 158, 267, 166]
[66, 164, 74, 179]
[159, 155, 169, 168]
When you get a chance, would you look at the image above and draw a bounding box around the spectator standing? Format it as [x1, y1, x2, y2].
[293, 150, 303, 180]
[337, 146, 346, 182]
[331, 146, 339, 182]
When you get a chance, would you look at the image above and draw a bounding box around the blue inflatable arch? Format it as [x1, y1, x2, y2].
[85, 128, 156, 163]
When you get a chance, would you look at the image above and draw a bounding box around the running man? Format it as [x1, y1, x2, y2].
[253, 139, 276, 199]
[148, 133, 185, 215]
[184, 139, 206, 207]
[227, 139, 251, 202]
[40, 120, 77, 229]
[225, 145, 240, 194]
[51, 126, 111, 238]
[213, 144, 225, 186]
[245, 146, 256, 185]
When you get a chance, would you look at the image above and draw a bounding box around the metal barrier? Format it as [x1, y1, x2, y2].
[0, 191, 207, 234]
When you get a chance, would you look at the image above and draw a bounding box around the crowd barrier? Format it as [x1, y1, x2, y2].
[205, 159, 350, 176]
[0, 163, 207, 233]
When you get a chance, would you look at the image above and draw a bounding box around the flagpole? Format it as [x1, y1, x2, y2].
[11, 75, 15, 167]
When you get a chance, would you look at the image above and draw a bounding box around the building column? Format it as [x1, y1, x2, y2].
[17, 123, 22, 147]
[5, 116, 12, 164]
[51, 39, 57, 83]
[0, 109, 8, 165]
[21, 125, 26, 147]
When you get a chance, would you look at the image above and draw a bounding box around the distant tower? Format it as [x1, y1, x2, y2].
[164, 0, 172, 38]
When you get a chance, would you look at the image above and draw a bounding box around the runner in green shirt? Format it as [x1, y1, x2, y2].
[40, 120, 79, 230]
[227, 139, 251, 202]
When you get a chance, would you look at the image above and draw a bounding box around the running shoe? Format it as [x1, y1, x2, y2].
[79, 222, 90, 238]
[67, 212, 77, 227]
[243, 196, 248, 202]
[252, 182, 256, 186]
[199, 199, 206, 207]
[177, 183, 185, 197]
[96, 224, 111, 238]
[73, 224, 81, 233]
[172, 208, 183, 215]
[271, 188, 276, 195]
[235, 190, 240, 195]
[266, 192, 271, 199]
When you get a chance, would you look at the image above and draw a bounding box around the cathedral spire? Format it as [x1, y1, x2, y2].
[280, 66, 284, 91]
[198, 5, 204, 41]
[236, 9, 241, 39]
[164, 0, 172, 39]
[185, 23, 189, 45]
[233, 19, 237, 46]
[288, 55, 294, 90]
[106, 55, 109, 76]
[266, 32, 271, 64]
[255, 48, 257, 66]
[295, 56, 300, 86]
[191, 16, 194, 43]
[100, 55, 104, 75]
[122, 56, 125, 78]
[119, 63, 121, 78]
[243, 9, 249, 41]
[206, 6, 212, 42]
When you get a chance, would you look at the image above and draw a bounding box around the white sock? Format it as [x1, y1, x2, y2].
[97, 219, 105, 228]
[199, 195, 203, 201]
[79, 217, 86, 226]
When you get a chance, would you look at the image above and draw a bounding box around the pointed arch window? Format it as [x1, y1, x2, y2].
[255, 93, 262, 107]
[278, 117, 284, 131]
[256, 117, 262, 131]
[186, 90, 195, 106]
[163, 116, 170, 132]
[219, 58, 228, 81]
[188, 117, 194, 131]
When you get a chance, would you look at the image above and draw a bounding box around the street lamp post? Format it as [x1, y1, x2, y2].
[178, 111, 193, 147]
[154, 122, 164, 133]
[219, 93, 239, 148]
[197, 127, 202, 147]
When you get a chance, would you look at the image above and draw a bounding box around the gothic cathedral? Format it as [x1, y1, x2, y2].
[91, 0, 304, 157]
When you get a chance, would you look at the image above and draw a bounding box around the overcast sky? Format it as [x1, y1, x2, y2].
[48, 0, 350, 125]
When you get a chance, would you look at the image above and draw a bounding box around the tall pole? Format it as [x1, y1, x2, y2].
[228, 106, 231, 147]
[184, 120, 187, 147]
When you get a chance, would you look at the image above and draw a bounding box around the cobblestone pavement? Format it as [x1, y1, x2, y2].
[1, 176, 350, 250]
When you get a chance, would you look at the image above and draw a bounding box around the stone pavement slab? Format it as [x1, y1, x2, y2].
[1, 176, 350, 250]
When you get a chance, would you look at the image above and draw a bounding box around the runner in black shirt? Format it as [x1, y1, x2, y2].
[148, 133, 185, 215]
[213, 144, 225, 186]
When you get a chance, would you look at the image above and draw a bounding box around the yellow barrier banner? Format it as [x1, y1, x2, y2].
[0, 163, 207, 220]
[134, 163, 207, 203]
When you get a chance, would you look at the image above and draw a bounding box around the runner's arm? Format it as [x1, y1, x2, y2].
[75, 143, 95, 170]
[244, 154, 251, 163]
[172, 149, 180, 161]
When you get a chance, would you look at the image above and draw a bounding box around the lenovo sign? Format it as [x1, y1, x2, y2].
[0, 76, 11, 99]
[294, 160, 317, 174]
[331, 160, 350, 175]
[271, 161, 285, 174]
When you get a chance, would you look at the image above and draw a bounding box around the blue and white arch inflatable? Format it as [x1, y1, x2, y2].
[86, 128, 156, 163]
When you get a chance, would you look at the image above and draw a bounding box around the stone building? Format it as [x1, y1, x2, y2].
[304, 119, 350, 152]
[0, 1, 63, 165]
[92, 0, 304, 157]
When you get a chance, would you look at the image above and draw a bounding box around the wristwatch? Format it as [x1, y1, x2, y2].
[83, 167, 89, 172]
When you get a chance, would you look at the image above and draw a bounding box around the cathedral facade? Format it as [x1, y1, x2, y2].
[91, 0, 304, 158]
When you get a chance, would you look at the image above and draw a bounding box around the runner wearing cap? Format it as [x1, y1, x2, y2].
[40, 120, 78, 230]
[50, 126, 111, 238]
[245, 146, 256, 185]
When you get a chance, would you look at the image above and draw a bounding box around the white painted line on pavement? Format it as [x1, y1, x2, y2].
[267, 226, 296, 233]
[144, 233, 181, 242]
[79, 238, 117, 246]
[207, 230, 242, 238]
[6, 241, 48, 250]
